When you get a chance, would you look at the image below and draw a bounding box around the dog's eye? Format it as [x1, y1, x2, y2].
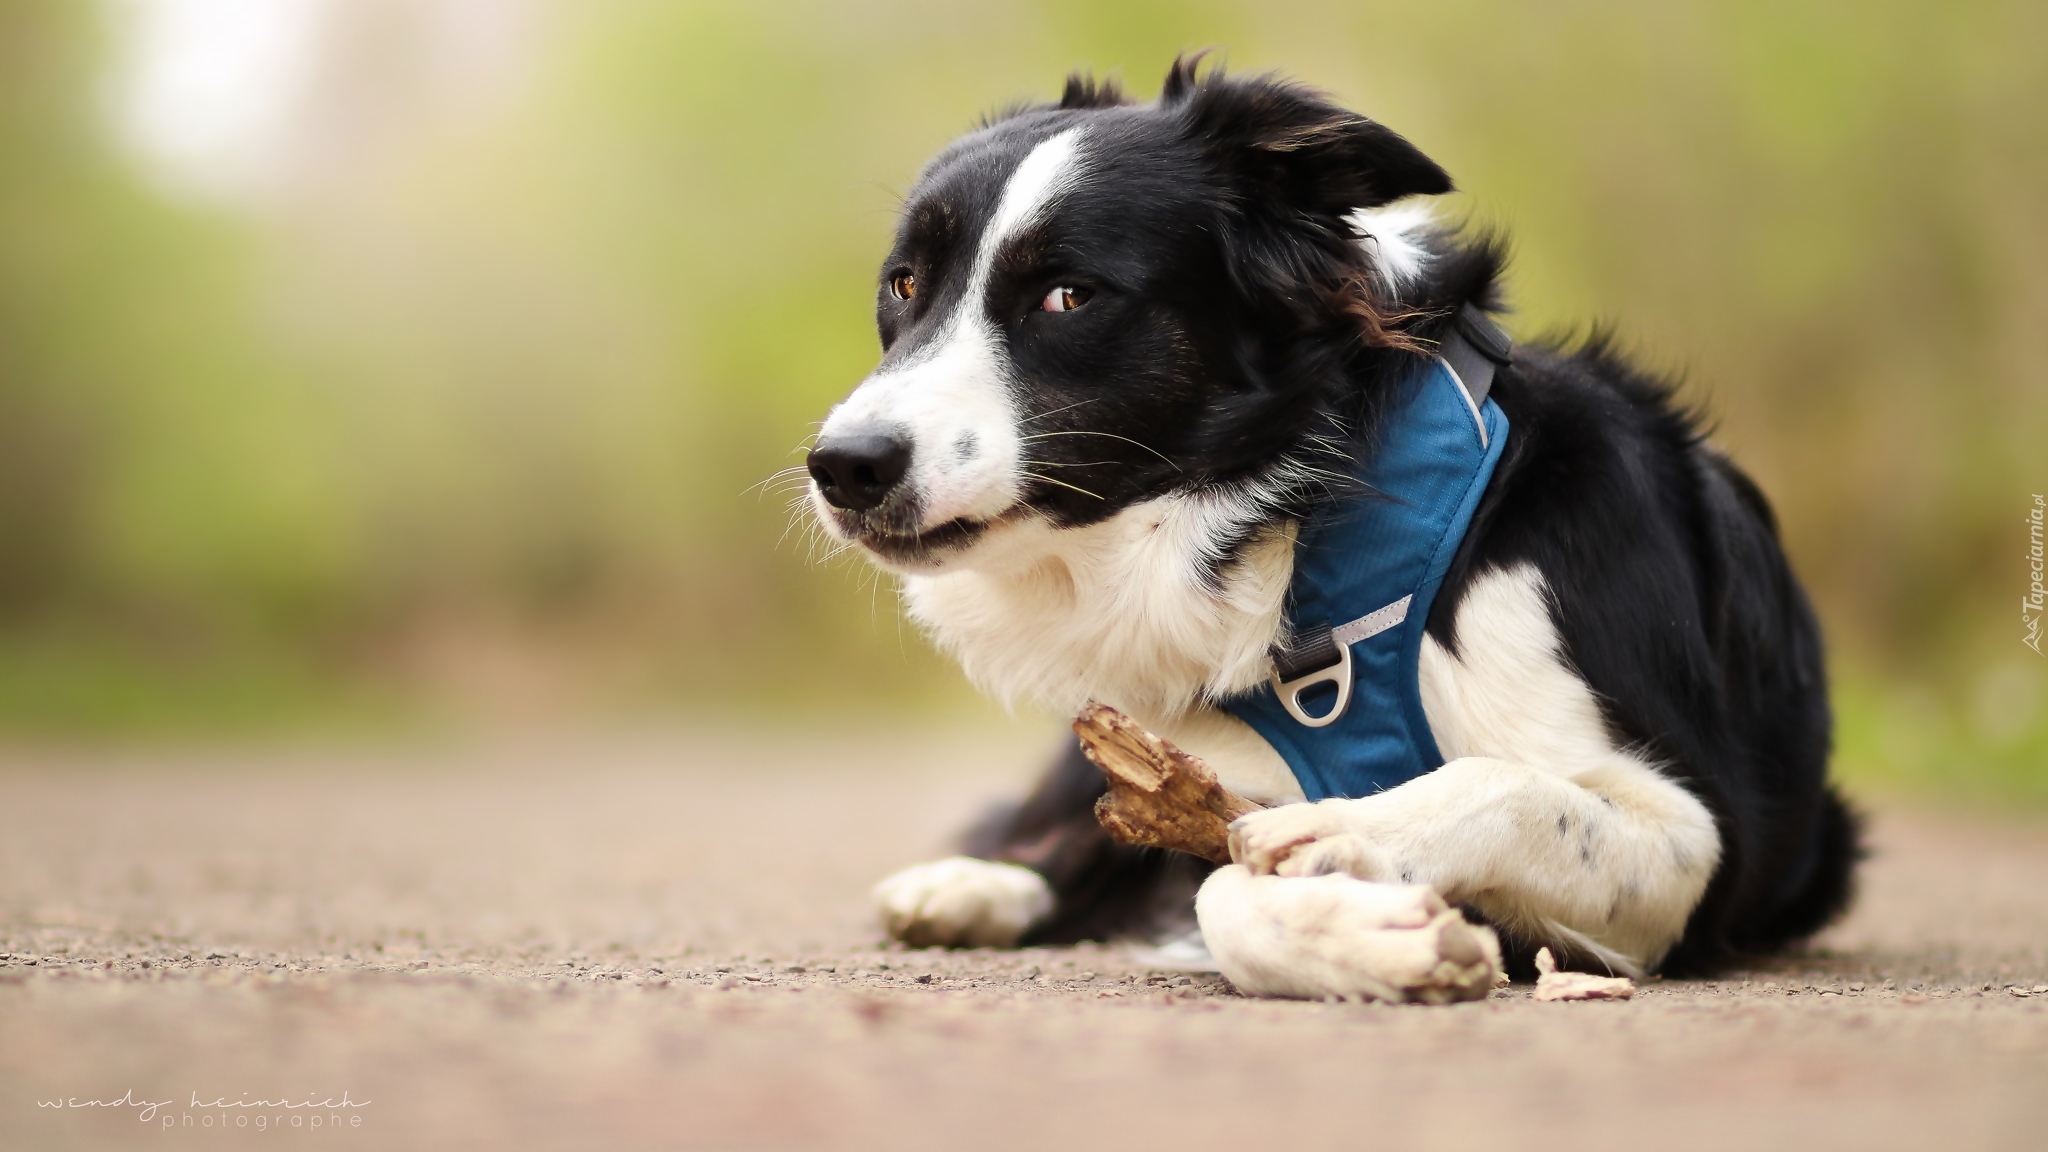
[1040, 286, 1091, 313]
[889, 272, 917, 301]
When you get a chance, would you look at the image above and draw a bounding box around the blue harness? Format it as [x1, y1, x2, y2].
[1223, 307, 1512, 802]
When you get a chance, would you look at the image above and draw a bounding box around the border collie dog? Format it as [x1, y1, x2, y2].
[804, 59, 1857, 987]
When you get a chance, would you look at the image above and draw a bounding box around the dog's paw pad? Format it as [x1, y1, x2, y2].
[872, 857, 1052, 948]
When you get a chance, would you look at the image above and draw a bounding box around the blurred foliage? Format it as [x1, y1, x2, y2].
[0, 0, 2042, 789]
[1835, 662, 2048, 805]
[0, 0, 358, 710]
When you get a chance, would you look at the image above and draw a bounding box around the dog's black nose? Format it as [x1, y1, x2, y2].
[808, 433, 912, 511]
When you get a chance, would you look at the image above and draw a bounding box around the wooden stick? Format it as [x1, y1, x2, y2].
[1073, 702, 1265, 864]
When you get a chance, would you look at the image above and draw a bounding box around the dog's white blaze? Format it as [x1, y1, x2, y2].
[982, 127, 1087, 266]
[816, 128, 1088, 536]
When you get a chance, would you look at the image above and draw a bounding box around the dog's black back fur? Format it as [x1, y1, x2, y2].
[915, 59, 1858, 973]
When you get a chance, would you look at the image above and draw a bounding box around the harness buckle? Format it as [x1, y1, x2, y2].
[1269, 627, 1351, 725]
[1265, 595, 1414, 729]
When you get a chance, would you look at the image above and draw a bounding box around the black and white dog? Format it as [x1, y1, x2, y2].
[804, 59, 1857, 986]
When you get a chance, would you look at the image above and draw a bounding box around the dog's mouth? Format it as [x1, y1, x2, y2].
[852, 513, 995, 565]
[826, 503, 1030, 568]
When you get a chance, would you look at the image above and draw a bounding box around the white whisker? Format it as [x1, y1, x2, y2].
[1019, 430, 1180, 469]
[1020, 472, 1105, 501]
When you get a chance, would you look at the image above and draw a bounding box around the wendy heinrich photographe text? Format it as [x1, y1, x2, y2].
[36, 1089, 370, 1132]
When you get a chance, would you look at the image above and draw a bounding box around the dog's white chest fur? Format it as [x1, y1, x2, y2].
[902, 493, 1307, 806]
[902, 494, 1289, 707]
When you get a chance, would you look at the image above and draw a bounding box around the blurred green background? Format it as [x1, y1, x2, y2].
[1, 0, 2042, 798]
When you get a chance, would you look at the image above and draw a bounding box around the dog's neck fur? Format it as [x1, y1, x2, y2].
[901, 486, 1295, 721]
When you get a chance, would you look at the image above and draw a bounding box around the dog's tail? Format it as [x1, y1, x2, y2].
[1752, 785, 1864, 947]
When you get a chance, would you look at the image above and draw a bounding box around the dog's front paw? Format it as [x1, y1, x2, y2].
[872, 857, 1053, 948]
[1196, 865, 1500, 1003]
[1227, 801, 1394, 880]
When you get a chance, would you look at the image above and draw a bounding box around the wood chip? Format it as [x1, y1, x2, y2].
[1532, 947, 1636, 1001]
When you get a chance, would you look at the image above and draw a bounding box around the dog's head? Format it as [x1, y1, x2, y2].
[807, 58, 1453, 572]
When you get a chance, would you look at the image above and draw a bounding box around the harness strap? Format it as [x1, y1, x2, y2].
[1264, 304, 1513, 730]
[1439, 303, 1513, 446]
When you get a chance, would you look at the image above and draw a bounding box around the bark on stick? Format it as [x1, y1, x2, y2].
[1073, 702, 1265, 864]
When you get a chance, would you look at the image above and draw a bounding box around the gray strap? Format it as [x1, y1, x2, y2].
[1439, 303, 1513, 411]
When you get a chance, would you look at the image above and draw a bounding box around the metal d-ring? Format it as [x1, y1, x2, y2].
[1270, 636, 1353, 727]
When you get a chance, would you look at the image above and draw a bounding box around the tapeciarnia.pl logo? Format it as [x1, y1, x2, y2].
[2026, 494, 2045, 656]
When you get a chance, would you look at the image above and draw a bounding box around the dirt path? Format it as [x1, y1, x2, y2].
[2, 729, 2044, 1151]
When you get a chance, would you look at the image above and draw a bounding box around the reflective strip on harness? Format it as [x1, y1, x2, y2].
[1334, 595, 1411, 647]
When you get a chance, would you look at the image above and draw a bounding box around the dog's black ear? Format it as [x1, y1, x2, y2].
[1162, 55, 1451, 214]
[1059, 72, 1127, 110]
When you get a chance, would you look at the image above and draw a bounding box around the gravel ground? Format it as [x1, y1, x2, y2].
[2, 727, 2045, 1151]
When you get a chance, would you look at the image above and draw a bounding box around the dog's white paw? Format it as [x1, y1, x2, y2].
[1196, 864, 1500, 1004]
[1227, 800, 1396, 880]
[872, 857, 1053, 948]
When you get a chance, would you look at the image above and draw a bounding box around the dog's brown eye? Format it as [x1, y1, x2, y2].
[1040, 286, 1091, 313]
[889, 272, 917, 301]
